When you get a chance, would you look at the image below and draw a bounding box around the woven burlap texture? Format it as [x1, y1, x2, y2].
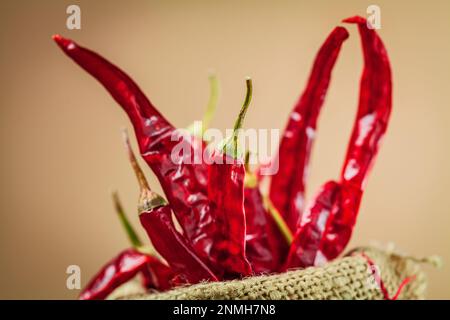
[110, 247, 427, 300]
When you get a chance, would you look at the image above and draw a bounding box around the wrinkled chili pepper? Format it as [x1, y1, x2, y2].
[285, 16, 392, 269]
[123, 130, 218, 283]
[79, 191, 175, 300]
[79, 248, 169, 300]
[269, 26, 349, 236]
[319, 16, 392, 260]
[53, 35, 215, 265]
[206, 78, 254, 278]
[243, 152, 279, 273]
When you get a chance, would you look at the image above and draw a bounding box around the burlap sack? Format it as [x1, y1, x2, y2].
[109, 247, 432, 300]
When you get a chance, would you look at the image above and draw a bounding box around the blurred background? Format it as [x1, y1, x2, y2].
[0, 0, 449, 299]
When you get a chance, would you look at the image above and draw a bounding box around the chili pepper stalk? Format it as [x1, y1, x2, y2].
[112, 191, 145, 250]
[123, 130, 218, 283]
[187, 72, 219, 139]
[263, 197, 294, 246]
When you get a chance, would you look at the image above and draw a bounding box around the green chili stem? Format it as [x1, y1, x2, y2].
[186, 72, 219, 138]
[264, 197, 294, 245]
[201, 73, 219, 135]
[112, 191, 143, 249]
[223, 77, 252, 158]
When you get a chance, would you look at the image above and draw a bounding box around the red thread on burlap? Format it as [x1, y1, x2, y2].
[359, 252, 415, 300]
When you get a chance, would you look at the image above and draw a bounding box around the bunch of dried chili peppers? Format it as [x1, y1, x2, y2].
[54, 15, 392, 300]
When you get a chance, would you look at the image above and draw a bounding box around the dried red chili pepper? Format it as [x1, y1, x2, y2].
[243, 152, 279, 273]
[79, 191, 175, 300]
[285, 16, 392, 269]
[79, 248, 158, 300]
[53, 35, 215, 265]
[123, 130, 218, 283]
[269, 26, 349, 235]
[206, 78, 254, 278]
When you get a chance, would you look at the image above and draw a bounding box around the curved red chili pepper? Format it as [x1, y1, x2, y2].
[286, 16, 392, 269]
[123, 130, 218, 282]
[53, 35, 214, 265]
[79, 248, 167, 300]
[269, 26, 349, 236]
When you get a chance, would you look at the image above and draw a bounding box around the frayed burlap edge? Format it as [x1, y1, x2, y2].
[110, 247, 430, 300]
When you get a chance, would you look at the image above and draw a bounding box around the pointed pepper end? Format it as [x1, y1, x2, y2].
[52, 34, 74, 50]
[342, 16, 366, 24]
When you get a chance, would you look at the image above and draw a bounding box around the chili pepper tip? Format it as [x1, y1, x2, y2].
[342, 16, 366, 24]
[52, 34, 72, 49]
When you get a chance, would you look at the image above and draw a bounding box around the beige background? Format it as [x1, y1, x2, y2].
[0, 0, 449, 299]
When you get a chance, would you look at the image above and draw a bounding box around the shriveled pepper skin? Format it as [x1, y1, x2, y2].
[244, 186, 279, 273]
[53, 36, 214, 264]
[139, 205, 218, 283]
[269, 27, 349, 236]
[285, 181, 341, 268]
[79, 248, 170, 300]
[207, 154, 252, 278]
